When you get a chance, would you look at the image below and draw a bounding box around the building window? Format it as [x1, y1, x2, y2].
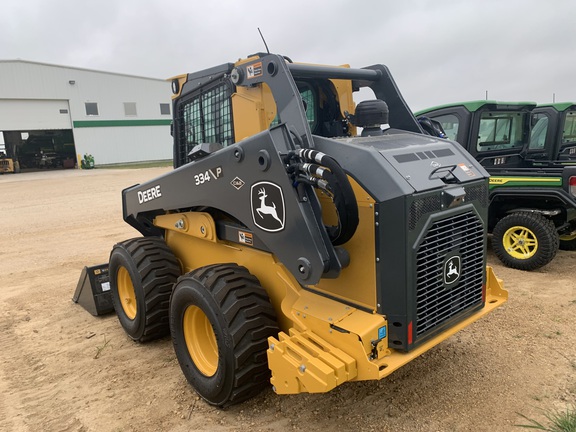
[160, 103, 171, 115]
[124, 102, 137, 116]
[85, 102, 99, 116]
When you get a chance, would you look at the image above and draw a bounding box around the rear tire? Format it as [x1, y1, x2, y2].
[109, 237, 180, 342]
[559, 230, 576, 251]
[170, 264, 279, 407]
[492, 212, 558, 271]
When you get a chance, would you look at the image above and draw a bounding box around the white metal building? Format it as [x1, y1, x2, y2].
[0, 60, 173, 168]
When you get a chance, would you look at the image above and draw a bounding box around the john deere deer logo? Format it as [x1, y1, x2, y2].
[444, 255, 461, 286]
[251, 182, 285, 232]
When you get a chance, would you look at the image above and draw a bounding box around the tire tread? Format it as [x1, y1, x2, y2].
[111, 237, 180, 342]
[492, 212, 558, 271]
[180, 263, 279, 406]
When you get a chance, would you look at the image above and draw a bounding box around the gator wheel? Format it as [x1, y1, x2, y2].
[170, 264, 279, 407]
[492, 212, 558, 271]
[109, 237, 180, 342]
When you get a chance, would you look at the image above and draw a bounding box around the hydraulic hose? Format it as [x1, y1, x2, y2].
[294, 149, 359, 245]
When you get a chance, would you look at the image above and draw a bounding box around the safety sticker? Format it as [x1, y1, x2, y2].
[378, 326, 387, 339]
[247, 62, 263, 79]
[238, 231, 253, 246]
[101, 282, 110, 292]
[458, 163, 476, 177]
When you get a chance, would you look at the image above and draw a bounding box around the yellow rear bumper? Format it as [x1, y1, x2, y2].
[267, 266, 507, 394]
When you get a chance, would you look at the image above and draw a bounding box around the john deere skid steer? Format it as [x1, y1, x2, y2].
[109, 53, 507, 406]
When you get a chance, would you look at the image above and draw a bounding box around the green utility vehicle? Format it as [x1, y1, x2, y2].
[530, 103, 576, 163]
[416, 100, 576, 270]
[529, 103, 576, 249]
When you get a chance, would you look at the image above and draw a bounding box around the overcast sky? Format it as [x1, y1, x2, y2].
[1, 0, 574, 111]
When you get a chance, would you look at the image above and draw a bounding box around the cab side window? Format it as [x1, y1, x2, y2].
[300, 87, 317, 129]
[270, 84, 317, 130]
[562, 112, 576, 144]
[477, 112, 525, 152]
[529, 113, 549, 150]
[431, 114, 460, 141]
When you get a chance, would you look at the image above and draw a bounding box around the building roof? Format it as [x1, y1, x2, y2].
[0, 59, 166, 82]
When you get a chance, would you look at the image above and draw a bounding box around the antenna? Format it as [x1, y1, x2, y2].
[258, 28, 270, 54]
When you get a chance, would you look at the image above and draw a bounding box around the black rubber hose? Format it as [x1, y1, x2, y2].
[297, 150, 359, 245]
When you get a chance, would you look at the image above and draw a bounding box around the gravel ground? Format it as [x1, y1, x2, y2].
[0, 167, 574, 432]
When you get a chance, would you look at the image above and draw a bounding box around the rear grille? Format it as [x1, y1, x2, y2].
[409, 195, 442, 230]
[409, 183, 488, 230]
[465, 183, 488, 207]
[415, 211, 484, 338]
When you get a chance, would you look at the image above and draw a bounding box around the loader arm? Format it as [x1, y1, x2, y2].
[122, 125, 344, 285]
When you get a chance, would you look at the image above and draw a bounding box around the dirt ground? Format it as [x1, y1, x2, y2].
[0, 167, 575, 432]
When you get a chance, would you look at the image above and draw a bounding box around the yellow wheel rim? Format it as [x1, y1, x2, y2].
[502, 225, 538, 260]
[559, 232, 576, 242]
[117, 266, 137, 320]
[183, 305, 218, 377]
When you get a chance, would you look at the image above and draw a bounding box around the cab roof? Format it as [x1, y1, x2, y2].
[536, 102, 576, 111]
[415, 100, 537, 116]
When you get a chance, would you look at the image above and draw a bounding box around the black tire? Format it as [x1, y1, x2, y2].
[170, 264, 279, 407]
[560, 221, 576, 250]
[109, 237, 180, 342]
[559, 238, 576, 251]
[492, 212, 559, 271]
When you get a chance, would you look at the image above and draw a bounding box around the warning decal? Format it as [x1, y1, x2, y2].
[458, 163, 476, 178]
[247, 62, 263, 79]
[238, 231, 254, 246]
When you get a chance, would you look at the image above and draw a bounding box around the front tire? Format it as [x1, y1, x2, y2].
[492, 212, 558, 271]
[109, 237, 180, 342]
[170, 264, 279, 407]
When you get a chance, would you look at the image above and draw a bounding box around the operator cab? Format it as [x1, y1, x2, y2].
[415, 101, 536, 171]
[529, 103, 576, 164]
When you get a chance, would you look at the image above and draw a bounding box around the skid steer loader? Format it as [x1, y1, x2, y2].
[109, 53, 507, 407]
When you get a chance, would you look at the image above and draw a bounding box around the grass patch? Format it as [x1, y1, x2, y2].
[94, 335, 111, 359]
[516, 405, 576, 431]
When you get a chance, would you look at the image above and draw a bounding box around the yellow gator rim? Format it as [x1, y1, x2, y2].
[503, 225, 538, 259]
[559, 232, 576, 242]
[117, 266, 137, 320]
[183, 305, 218, 377]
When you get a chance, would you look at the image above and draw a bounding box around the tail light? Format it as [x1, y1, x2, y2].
[570, 176, 576, 197]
